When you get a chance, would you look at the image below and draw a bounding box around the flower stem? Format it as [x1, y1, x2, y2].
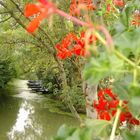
[133, 68, 137, 86]
[110, 100, 123, 140]
[56, 9, 92, 27]
[114, 50, 140, 70]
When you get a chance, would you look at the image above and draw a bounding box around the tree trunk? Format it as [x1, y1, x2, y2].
[83, 82, 98, 118]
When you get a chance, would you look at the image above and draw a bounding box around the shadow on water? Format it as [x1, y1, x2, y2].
[0, 80, 79, 140]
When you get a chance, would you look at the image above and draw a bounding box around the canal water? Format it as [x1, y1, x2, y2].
[0, 80, 79, 140]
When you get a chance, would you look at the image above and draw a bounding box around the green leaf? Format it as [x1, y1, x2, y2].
[66, 130, 80, 140]
[56, 125, 76, 139]
[129, 85, 140, 96]
[86, 119, 111, 138]
[112, 75, 132, 100]
[130, 96, 140, 116]
[114, 28, 140, 57]
[122, 128, 140, 140]
[80, 128, 93, 140]
[83, 53, 124, 84]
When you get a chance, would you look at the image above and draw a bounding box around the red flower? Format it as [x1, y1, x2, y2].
[72, 44, 85, 56]
[98, 88, 116, 100]
[111, 110, 117, 116]
[120, 113, 126, 122]
[94, 98, 108, 111]
[24, 0, 56, 33]
[105, 88, 117, 100]
[124, 112, 132, 118]
[109, 100, 119, 109]
[70, 0, 96, 16]
[114, 0, 125, 7]
[56, 33, 75, 59]
[93, 88, 140, 126]
[131, 11, 140, 27]
[106, 0, 125, 13]
[57, 50, 72, 59]
[100, 111, 111, 121]
[24, 4, 40, 17]
[56, 31, 96, 59]
[56, 36, 73, 60]
[38, 0, 48, 5]
[80, 31, 97, 45]
[106, 4, 115, 12]
[129, 118, 140, 125]
[70, 3, 80, 17]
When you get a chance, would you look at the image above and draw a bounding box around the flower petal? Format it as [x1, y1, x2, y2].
[114, 0, 125, 7]
[26, 13, 46, 33]
[38, 0, 48, 5]
[130, 118, 140, 125]
[24, 4, 40, 17]
[100, 111, 111, 121]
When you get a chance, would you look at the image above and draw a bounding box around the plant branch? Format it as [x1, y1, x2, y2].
[0, 16, 12, 23]
[114, 50, 140, 70]
[133, 68, 137, 85]
[0, 11, 11, 14]
[110, 100, 123, 140]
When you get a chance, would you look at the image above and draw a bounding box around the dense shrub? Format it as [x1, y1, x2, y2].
[0, 59, 17, 88]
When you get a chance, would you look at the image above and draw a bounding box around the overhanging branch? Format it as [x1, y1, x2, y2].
[0, 16, 12, 23]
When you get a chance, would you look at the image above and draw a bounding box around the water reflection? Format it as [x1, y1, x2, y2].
[7, 100, 45, 140]
[0, 80, 79, 140]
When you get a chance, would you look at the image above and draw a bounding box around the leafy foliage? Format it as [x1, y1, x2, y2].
[51, 120, 111, 140]
[0, 58, 17, 88]
[122, 128, 140, 140]
[83, 53, 124, 84]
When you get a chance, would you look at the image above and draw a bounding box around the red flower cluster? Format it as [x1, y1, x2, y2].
[131, 10, 140, 26]
[106, 0, 125, 12]
[114, 0, 125, 7]
[24, 0, 56, 33]
[56, 32, 96, 59]
[93, 88, 139, 125]
[70, 0, 96, 16]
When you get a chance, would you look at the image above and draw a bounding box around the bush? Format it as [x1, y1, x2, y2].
[0, 59, 17, 88]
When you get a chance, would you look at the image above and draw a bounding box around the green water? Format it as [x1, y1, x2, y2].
[0, 80, 79, 140]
